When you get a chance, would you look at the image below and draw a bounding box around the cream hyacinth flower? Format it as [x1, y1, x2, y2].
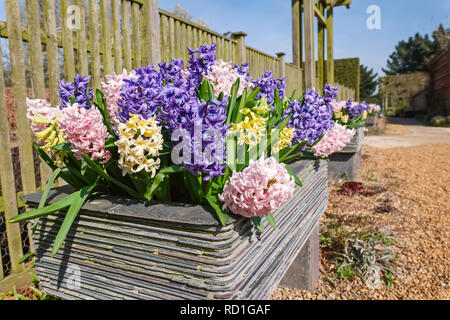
[115, 114, 164, 177]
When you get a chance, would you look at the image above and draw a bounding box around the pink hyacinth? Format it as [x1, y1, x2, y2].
[58, 104, 111, 161]
[331, 99, 347, 113]
[204, 59, 253, 96]
[101, 69, 136, 130]
[219, 156, 296, 218]
[312, 122, 355, 158]
[26, 98, 59, 132]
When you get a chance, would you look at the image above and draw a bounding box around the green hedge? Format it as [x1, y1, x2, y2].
[320, 58, 360, 101]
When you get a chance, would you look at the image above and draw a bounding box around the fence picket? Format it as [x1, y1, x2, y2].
[76, 0, 89, 76]
[26, 0, 52, 185]
[89, 0, 101, 89]
[111, 0, 122, 72]
[5, 0, 36, 196]
[101, 0, 114, 75]
[0, 20, 25, 274]
[122, 0, 132, 71]
[44, 0, 60, 106]
[131, 1, 141, 68]
[61, 0, 76, 81]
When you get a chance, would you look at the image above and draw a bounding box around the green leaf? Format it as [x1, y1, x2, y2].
[51, 142, 72, 152]
[82, 153, 143, 199]
[9, 192, 78, 223]
[184, 171, 204, 203]
[227, 78, 240, 124]
[17, 252, 36, 264]
[205, 195, 229, 227]
[284, 164, 302, 187]
[251, 216, 264, 233]
[33, 142, 57, 171]
[51, 184, 95, 257]
[245, 86, 260, 102]
[233, 88, 248, 124]
[289, 90, 296, 101]
[265, 213, 276, 230]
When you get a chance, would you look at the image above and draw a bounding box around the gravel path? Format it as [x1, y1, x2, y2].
[364, 117, 450, 148]
[272, 141, 450, 300]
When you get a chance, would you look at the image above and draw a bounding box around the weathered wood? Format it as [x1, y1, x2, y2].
[160, 15, 168, 62]
[231, 32, 247, 66]
[314, 4, 327, 25]
[44, 0, 60, 106]
[60, 0, 76, 81]
[169, 16, 175, 60]
[0, 268, 35, 295]
[26, 0, 52, 185]
[180, 22, 186, 62]
[131, 1, 142, 68]
[76, 0, 88, 76]
[111, 0, 122, 72]
[89, 0, 101, 89]
[142, 0, 161, 66]
[276, 52, 286, 78]
[0, 38, 25, 274]
[5, 0, 36, 196]
[174, 19, 180, 59]
[291, 0, 301, 67]
[101, 0, 113, 75]
[326, 7, 334, 84]
[303, 0, 315, 89]
[26, 160, 328, 300]
[122, 0, 132, 71]
[317, 1, 325, 89]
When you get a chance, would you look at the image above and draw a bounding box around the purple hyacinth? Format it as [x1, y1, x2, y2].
[171, 97, 229, 181]
[187, 43, 217, 86]
[284, 86, 335, 146]
[344, 100, 370, 119]
[117, 65, 163, 123]
[252, 71, 287, 106]
[58, 74, 93, 109]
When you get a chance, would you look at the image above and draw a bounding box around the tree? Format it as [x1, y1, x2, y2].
[172, 3, 209, 28]
[382, 24, 449, 75]
[360, 65, 378, 99]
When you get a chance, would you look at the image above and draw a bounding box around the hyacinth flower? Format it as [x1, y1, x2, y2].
[218, 156, 295, 231]
[311, 122, 356, 158]
[58, 74, 93, 109]
[204, 59, 253, 96]
[252, 70, 287, 106]
[115, 114, 164, 177]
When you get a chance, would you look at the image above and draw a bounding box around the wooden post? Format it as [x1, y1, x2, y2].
[292, 0, 302, 67]
[303, 0, 315, 89]
[111, 0, 122, 73]
[276, 52, 286, 78]
[317, 1, 325, 89]
[76, 0, 88, 75]
[326, 6, 334, 84]
[231, 32, 247, 66]
[142, 0, 161, 66]
[61, 0, 76, 81]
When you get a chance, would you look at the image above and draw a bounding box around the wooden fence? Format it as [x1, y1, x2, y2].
[0, 0, 353, 293]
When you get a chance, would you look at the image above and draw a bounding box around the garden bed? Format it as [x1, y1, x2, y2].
[24, 160, 328, 300]
[272, 143, 450, 299]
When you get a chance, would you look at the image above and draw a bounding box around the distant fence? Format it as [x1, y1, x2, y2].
[0, 0, 353, 293]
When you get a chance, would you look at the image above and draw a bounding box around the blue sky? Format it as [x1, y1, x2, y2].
[0, 0, 448, 78]
[158, 0, 449, 77]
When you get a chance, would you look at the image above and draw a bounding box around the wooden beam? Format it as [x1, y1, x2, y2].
[0, 268, 35, 295]
[317, 1, 325, 89]
[291, 0, 301, 67]
[314, 5, 327, 26]
[324, 0, 351, 8]
[326, 7, 334, 84]
[304, 0, 315, 89]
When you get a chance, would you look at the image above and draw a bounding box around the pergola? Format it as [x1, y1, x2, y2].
[291, 0, 352, 89]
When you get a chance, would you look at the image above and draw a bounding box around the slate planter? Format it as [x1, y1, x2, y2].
[328, 127, 365, 180]
[23, 159, 328, 300]
[364, 115, 377, 130]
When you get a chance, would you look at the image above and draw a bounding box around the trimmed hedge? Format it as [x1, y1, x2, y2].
[320, 58, 360, 101]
